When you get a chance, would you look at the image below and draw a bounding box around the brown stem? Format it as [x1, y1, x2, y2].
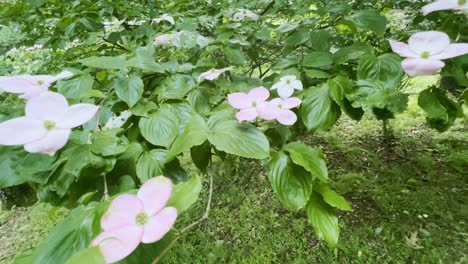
[151, 169, 214, 264]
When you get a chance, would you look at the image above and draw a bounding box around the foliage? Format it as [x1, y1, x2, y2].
[0, 0, 466, 262]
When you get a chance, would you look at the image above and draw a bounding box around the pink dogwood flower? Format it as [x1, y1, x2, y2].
[0, 91, 98, 155]
[258, 97, 302, 125]
[389, 31, 468, 77]
[271, 75, 303, 98]
[199, 67, 233, 81]
[90, 176, 177, 264]
[0, 71, 74, 99]
[422, 0, 468, 15]
[228, 87, 270, 122]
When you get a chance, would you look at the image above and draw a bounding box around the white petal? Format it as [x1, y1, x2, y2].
[25, 91, 68, 121]
[24, 129, 71, 155]
[277, 86, 295, 98]
[408, 31, 450, 55]
[0, 117, 46, 145]
[56, 104, 99, 128]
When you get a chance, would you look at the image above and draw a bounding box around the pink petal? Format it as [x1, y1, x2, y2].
[228, 92, 253, 109]
[401, 58, 445, 77]
[282, 97, 302, 109]
[388, 39, 418, 58]
[0, 117, 46, 145]
[408, 31, 450, 55]
[25, 91, 68, 121]
[141, 207, 177, 243]
[101, 194, 144, 231]
[431, 43, 468, 60]
[248, 86, 270, 102]
[56, 104, 99, 129]
[276, 109, 297, 125]
[236, 107, 258, 122]
[422, 0, 460, 15]
[257, 101, 281, 120]
[90, 225, 143, 264]
[19, 86, 49, 100]
[24, 128, 71, 155]
[137, 176, 173, 216]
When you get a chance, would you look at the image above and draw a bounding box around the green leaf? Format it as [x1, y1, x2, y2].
[305, 69, 332, 79]
[119, 232, 174, 264]
[276, 22, 299, 33]
[78, 56, 128, 70]
[309, 30, 331, 52]
[283, 142, 328, 182]
[31, 202, 108, 264]
[303, 52, 334, 68]
[127, 47, 165, 73]
[306, 193, 340, 247]
[357, 53, 403, 89]
[0, 147, 55, 188]
[136, 150, 167, 182]
[418, 88, 462, 132]
[56, 74, 94, 100]
[284, 29, 310, 46]
[334, 43, 374, 65]
[167, 114, 209, 161]
[328, 76, 364, 120]
[301, 84, 341, 131]
[188, 89, 211, 115]
[345, 10, 387, 35]
[166, 174, 202, 213]
[224, 47, 246, 65]
[207, 119, 270, 159]
[268, 152, 313, 211]
[190, 141, 211, 172]
[90, 129, 128, 156]
[139, 105, 179, 147]
[114, 75, 144, 107]
[154, 74, 196, 100]
[65, 247, 105, 264]
[315, 183, 352, 211]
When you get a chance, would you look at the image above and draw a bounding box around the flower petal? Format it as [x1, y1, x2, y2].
[388, 39, 419, 58]
[248, 86, 270, 102]
[277, 86, 294, 98]
[137, 176, 173, 216]
[282, 97, 302, 109]
[236, 108, 258, 122]
[0, 76, 38, 93]
[90, 225, 143, 264]
[0, 117, 46, 145]
[422, 0, 460, 15]
[431, 43, 468, 60]
[25, 91, 68, 121]
[56, 104, 99, 129]
[280, 75, 297, 82]
[257, 101, 281, 120]
[24, 128, 71, 155]
[291, 80, 303, 91]
[401, 58, 445, 77]
[408, 31, 450, 55]
[141, 207, 177, 243]
[276, 109, 297, 125]
[101, 194, 144, 231]
[228, 92, 253, 109]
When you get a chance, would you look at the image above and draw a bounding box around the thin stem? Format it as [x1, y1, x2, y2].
[151, 169, 214, 264]
[101, 173, 109, 201]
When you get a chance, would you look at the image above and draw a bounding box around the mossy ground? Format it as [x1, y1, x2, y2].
[1, 77, 467, 263]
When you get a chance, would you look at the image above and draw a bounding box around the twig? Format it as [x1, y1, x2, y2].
[151, 170, 214, 264]
[102, 173, 109, 201]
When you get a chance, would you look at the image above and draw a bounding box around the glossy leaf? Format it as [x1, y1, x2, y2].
[166, 174, 202, 213]
[114, 75, 144, 107]
[167, 114, 209, 161]
[139, 105, 180, 148]
[301, 84, 341, 131]
[315, 183, 352, 211]
[306, 193, 339, 247]
[283, 142, 328, 182]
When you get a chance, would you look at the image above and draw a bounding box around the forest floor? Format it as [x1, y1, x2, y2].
[1, 77, 467, 264]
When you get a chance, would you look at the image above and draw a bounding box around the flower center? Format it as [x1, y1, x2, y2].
[420, 51, 430, 59]
[251, 101, 257, 107]
[286, 80, 291, 85]
[277, 103, 283, 109]
[135, 212, 149, 225]
[43, 120, 56, 130]
[458, 0, 466, 5]
[37, 80, 45, 85]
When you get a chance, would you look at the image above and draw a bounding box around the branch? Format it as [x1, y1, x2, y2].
[151, 170, 214, 264]
[260, 0, 275, 16]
